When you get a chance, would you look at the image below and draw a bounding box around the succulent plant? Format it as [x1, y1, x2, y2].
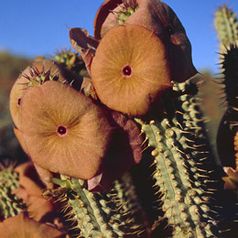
[215, 5, 238, 53]
[213, 4, 238, 235]
[135, 74, 236, 237]
[4, 1, 238, 237]
[0, 162, 25, 221]
[91, 24, 171, 116]
[53, 50, 89, 90]
[50, 173, 147, 238]
[0, 213, 64, 238]
[216, 44, 238, 184]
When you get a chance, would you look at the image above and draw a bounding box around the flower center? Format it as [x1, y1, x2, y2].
[122, 65, 132, 77]
[57, 126, 67, 136]
[17, 98, 21, 106]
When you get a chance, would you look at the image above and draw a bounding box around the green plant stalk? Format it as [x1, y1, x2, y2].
[216, 43, 238, 236]
[217, 45, 238, 168]
[54, 50, 88, 77]
[0, 165, 25, 221]
[214, 5, 238, 52]
[220, 44, 238, 107]
[218, 52, 238, 238]
[214, 7, 238, 160]
[136, 74, 229, 238]
[52, 173, 148, 238]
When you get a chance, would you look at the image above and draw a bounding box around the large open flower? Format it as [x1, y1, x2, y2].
[14, 127, 29, 154]
[10, 59, 64, 129]
[0, 213, 63, 238]
[9, 67, 31, 129]
[20, 80, 113, 179]
[94, 0, 197, 82]
[223, 167, 238, 190]
[91, 24, 171, 116]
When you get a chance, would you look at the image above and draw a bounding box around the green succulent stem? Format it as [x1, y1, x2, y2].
[216, 45, 238, 168]
[116, 1, 138, 25]
[52, 173, 148, 238]
[54, 50, 88, 77]
[215, 5, 238, 52]
[0, 164, 25, 221]
[135, 74, 231, 238]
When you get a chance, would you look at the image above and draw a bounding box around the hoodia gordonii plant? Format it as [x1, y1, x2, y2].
[0, 163, 25, 221]
[5, 0, 238, 237]
[217, 44, 238, 189]
[49, 173, 148, 238]
[217, 44, 238, 164]
[89, 0, 237, 237]
[10, 57, 146, 237]
[135, 75, 237, 237]
[0, 161, 60, 225]
[214, 5, 238, 191]
[214, 5, 238, 53]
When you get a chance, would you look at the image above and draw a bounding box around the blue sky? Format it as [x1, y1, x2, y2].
[0, 0, 237, 73]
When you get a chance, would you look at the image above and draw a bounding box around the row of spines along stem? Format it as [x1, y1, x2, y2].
[214, 6, 238, 231]
[0, 165, 25, 221]
[135, 74, 236, 238]
[214, 5, 238, 53]
[51, 173, 148, 238]
[216, 44, 238, 169]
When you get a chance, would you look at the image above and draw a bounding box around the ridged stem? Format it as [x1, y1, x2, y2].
[214, 5, 238, 53]
[52, 172, 148, 238]
[0, 165, 24, 221]
[135, 74, 228, 238]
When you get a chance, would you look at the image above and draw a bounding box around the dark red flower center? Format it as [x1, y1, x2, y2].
[57, 126, 67, 136]
[122, 65, 132, 77]
[17, 98, 21, 106]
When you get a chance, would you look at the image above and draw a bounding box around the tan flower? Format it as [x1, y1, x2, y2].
[91, 24, 171, 116]
[223, 167, 238, 190]
[94, 0, 197, 82]
[10, 67, 31, 128]
[9, 59, 65, 129]
[14, 162, 56, 222]
[20, 80, 113, 179]
[234, 130, 238, 169]
[0, 213, 63, 238]
[222, 131, 238, 190]
[14, 127, 29, 154]
[94, 0, 124, 38]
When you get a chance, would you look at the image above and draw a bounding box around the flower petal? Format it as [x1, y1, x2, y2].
[223, 167, 238, 190]
[69, 28, 98, 74]
[0, 213, 63, 238]
[91, 24, 171, 116]
[10, 60, 65, 129]
[94, 0, 197, 82]
[14, 162, 56, 222]
[10, 67, 31, 129]
[14, 127, 29, 154]
[20, 81, 113, 179]
[94, 0, 123, 39]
